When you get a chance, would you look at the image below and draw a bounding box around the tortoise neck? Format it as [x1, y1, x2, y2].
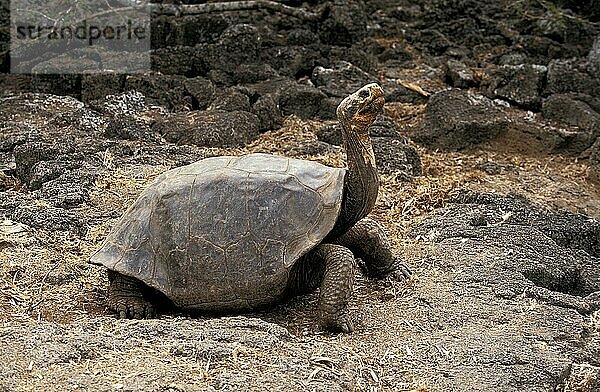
[329, 121, 379, 238]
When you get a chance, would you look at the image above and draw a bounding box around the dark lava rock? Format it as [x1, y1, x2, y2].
[261, 45, 321, 78]
[124, 74, 191, 111]
[589, 35, 600, 77]
[208, 88, 252, 112]
[203, 24, 261, 77]
[0, 122, 38, 152]
[89, 91, 149, 117]
[587, 138, 600, 186]
[12, 204, 85, 234]
[235, 64, 280, 84]
[413, 89, 510, 151]
[445, 60, 476, 88]
[29, 160, 82, 191]
[411, 191, 600, 305]
[484, 64, 547, 110]
[286, 29, 319, 46]
[286, 140, 340, 157]
[278, 83, 328, 119]
[0, 191, 30, 217]
[545, 59, 600, 97]
[372, 137, 422, 179]
[252, 95, 283, 132]
[30, 74, 81, 99]
[151, 46, 208, 76]
[13, 142, 73, 186]
[154, 110, 260, 148]
[542, 94, 600, 152]
[151, 14, 230, 48]
[370, 116, 402, 138]
[315, 123, 343, 146]
[105, 115, 158, 142]
[377, 44, 414, 66]
[319, 0, 368, 46]
[451, 191, 600, 260]
[183, 77, 216, 110]
[312, 61, 378, 98]
[81, 74, 126, 104]
[328, 44, 380, 75]
[410, 29, 453, 56]
[40, 169, 97, 208]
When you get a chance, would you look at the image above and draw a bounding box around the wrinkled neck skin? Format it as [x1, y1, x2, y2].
[328, 118, 379, 239]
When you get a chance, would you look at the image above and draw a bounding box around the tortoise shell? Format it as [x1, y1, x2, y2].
[90, 153, 345, 311]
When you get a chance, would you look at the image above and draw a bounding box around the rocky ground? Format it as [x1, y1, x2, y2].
[1, 0, 600, 391]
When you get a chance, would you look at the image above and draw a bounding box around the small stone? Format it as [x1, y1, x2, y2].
[445, 60, 476, 88]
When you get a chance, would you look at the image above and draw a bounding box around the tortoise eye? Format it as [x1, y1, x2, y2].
[358, 89, 369, 99]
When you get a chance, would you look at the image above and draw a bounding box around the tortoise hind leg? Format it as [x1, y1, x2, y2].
[335, 217, 411, 281]
[107, 270, 155, 319]
[289, 244, 356, 333]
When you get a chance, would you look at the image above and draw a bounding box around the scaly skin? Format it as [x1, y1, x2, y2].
[107, 270, 154, 319]
[335, 217, 411, 280]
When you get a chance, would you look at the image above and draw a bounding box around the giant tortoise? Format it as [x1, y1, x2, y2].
[90, 83, 411, 332]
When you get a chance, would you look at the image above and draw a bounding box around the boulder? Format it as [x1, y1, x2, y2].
[151, 46, 208, 76]
[542, 94, 600, 152]
[278, 83, 328, 119]
[252, 95, 283, 132]
[81, 74, 126, 104]
[411, 191, 600, 300]
[445, 60, 476, 88]
[484, 64, 547, 109]
[104, 115, 158, 142]
[13, 142, 73, 186]
[154, 110, 260, 148]
[261, 45, 321, 78]
[545, 59, 600, 97]
[372, 137, 422, 179]
[319, 0, 368, 46]
[124, 74, 191, 111]
[40, 168, 97, 208]
[413, 89, 510, 151]
[88, 90, 148, 117]
[312, 61, 378, 98]
[12, 204, 86, 234]
[208, 88, 252, 112]
[183, 77, 216, 110]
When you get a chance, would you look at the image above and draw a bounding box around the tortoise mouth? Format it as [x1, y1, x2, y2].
[358, 96, 385, 117]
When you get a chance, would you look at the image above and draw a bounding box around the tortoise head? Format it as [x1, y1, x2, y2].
[336, 83, 385, 134]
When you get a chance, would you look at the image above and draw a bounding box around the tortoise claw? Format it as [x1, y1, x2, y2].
[110, 296, 155, 319]
[383, 258, 412, 282]
[320, 312, 355, 333]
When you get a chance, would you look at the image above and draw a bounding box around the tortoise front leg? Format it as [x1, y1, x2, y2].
[335, 217, 411, 280]
[290, 244, 356, 333]
[107, 270, 155, 319]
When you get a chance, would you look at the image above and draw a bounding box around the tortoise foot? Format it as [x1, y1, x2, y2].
[109, 294, 155, 320]
[107, 270, 155, 319]
[385, 258, 412, 282]
[320, 312, 355, 333]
